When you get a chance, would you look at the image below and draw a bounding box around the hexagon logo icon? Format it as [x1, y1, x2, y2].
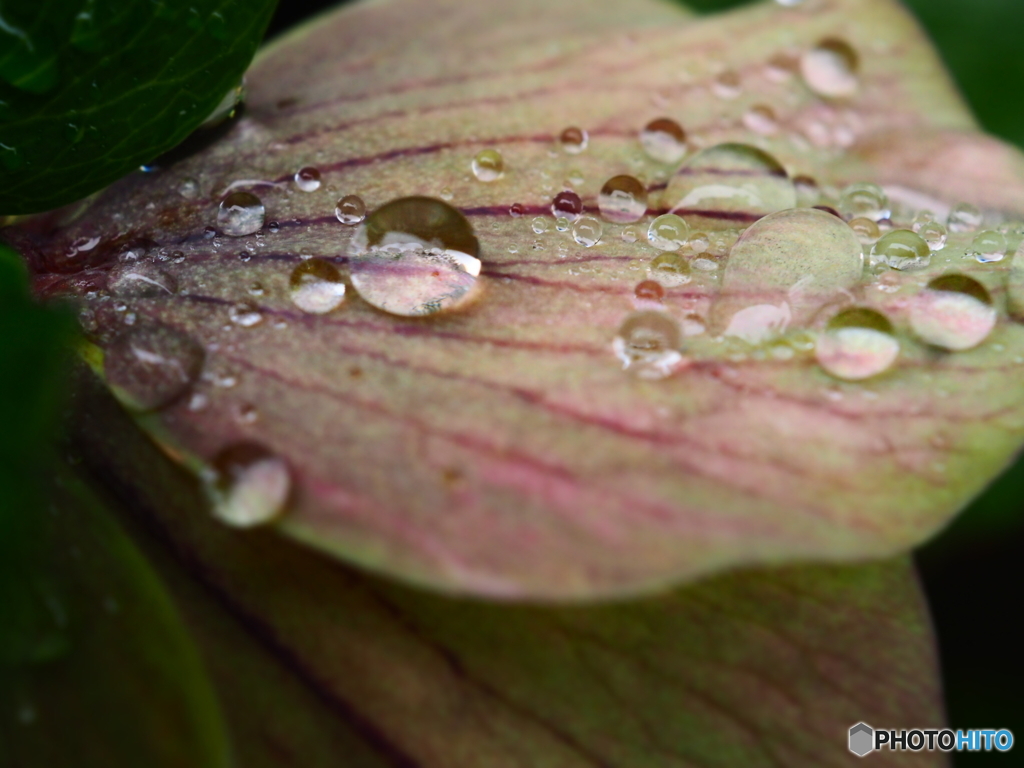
[849, 723, 874, 757]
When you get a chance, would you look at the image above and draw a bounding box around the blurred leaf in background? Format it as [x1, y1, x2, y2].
[0, 0, 277, 214]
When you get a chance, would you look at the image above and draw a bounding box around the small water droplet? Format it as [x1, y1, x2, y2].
[335, 194, 367, 225]
[206, 443, 290, 528]
[648, 214, 690, 251]
[235, 403, 259, 424]
[665, 143, 795, 230]
[551, 190, 583, 219]
[639, 118, 687, 164]
[919, 220, 947, 251]
[247, 282, 265, 297]
[612, 311, 683, 380]
[801, 38, 859, 98]
[559, 127, 588, 154]
[871, 229, 931, 271]
[229, 301, 263, 327]
[969, 230, 1007, 263]
[597, 175, 648, 224]
[267, 221, 280, 234]
[742, 104, 779, 135]
[471, 149, 504, 182]
[531, 216, 551, 234]
[509, 203, 525, 217]
[838, 182, 889, 222]
[572, 215, 603, 247]
[848, 217, 880, 246]
[108, 262, 178, 298]
[815, 308, 899, 380]
[621, 227, 639, 243]
[289, 258, 347, 314]
[555, 216, 571, 232]
[947, 202, 983, 234]
[294, 167, 322, 192]
[712, 69, 742, 100]
[104, 322, 204, 410]
[909, 274, 997, 350]
[650, 252, 692, 285]
[634, 280, 665, 302]
[178, 178, 200, 199]
[912, 210, 935, 232]
[217, 192, 265, 237]
[348, 196, 481, 316]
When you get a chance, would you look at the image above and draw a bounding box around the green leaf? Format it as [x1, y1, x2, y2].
[0, 462, 232, 768]
[8, 0, 1024, 598]
[0, 0, 277, 215]
[64, 380, 948, 767]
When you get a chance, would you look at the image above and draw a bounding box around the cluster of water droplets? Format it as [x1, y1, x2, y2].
[72, 13, 1024, 532]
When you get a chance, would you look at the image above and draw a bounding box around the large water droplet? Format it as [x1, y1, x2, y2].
[909, 275, 997, 351]
[598, 175, 648, 223]
[206, 443, 290, 528]
[612, 311, 683, 380]
[800, 38, 859, 98]
[572, 215, 603, 247]
[335, 194, 366, 225]
[104, 322, 204, 410]
[665, 143, 796, 231]
[716, 207, 864, 335]
[969, 230, 1007, 263]
[471, 149, 504, 182]
[815, 308, 899, 380]
[294, 167, 322, 192]
[108, 262, 178, 298]
[870, 229, 931, 271]
[349, 196, 481, 316]
[559, 127, 588, 154]
[647, 214, 690, 251]
[217, 192, 265, 237]
[639, 118, 687, 164]
[289, 258, 346, 314]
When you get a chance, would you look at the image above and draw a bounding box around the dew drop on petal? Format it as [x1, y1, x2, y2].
[559, 126, 588, 154]
[838, 182, 889, 222]
[648, 214, 690, 251]
[206, 443, 290, 528]
[531, 216, 551, 234]
[634, 280, 665, 302]
[289, 258, 347, 314]
[104, 322, 204, 410]
[947, 202, 983, 234]
[969, 230, 1007, 263]
[800, 38, 859, 98]
[717, 207, 863, 333]
[870, 229, 931, 271]
[471, 149, 504, 182]
[815, 308, 899, 380]
[229, 300, 263, 327]
[612, 311, 683, 380]
[665, 143, 795, 231]
[919, 220, 947, 251]
[712, 69, 742, 100]
[649, 252, 691, 286]
[348, 196, 481, 316]
[848, 217, 880, 246]
[598, 175, 648, 223]
[555, 216, 570, 232]
[108, 262, 178, 298]
[742, 104, 779, 135]
[335, 194, 366, 225]
[639, 118, 687, 164]
[908, 274, 997, 351]
[572, 215, 603, 247]
[217, 191, 265, 237]
[551, 190, 583, 219]
[294, 166, 321, 192]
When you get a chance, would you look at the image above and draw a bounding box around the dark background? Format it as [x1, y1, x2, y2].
[266, 0, 1024, 763]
